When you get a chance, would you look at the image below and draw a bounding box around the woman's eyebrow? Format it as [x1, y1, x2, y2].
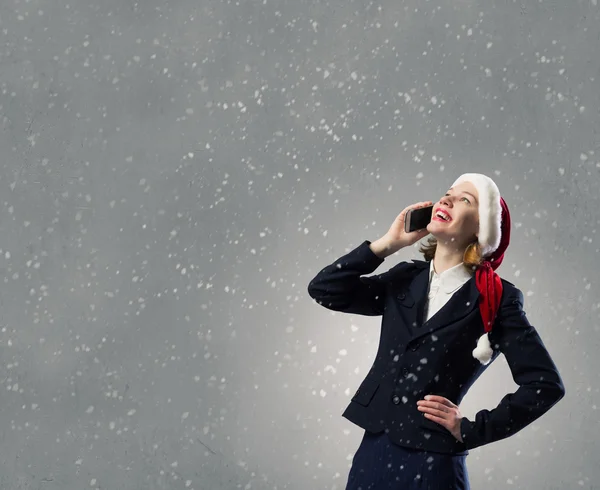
[462, 191, 478, 203]
[447, 189, 478, 203]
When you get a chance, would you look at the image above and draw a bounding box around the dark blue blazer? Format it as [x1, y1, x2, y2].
[307, 240, 565, 455]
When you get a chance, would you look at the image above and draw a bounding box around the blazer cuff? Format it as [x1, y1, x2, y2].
[348, 240, 386, 268]
[460, 417, 478, 449]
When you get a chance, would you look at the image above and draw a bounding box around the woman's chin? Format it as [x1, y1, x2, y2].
[427, 228, 459, 243]
[427, 222, 448, 238]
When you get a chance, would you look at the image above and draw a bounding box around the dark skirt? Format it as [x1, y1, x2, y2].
[345, 430, 470, 490]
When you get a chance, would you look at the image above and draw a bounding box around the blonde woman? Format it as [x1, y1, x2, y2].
[307, 173, 565, 489]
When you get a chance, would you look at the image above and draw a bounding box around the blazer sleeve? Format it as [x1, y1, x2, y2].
[459, 286, 566, 450]
[307, 240, 408, 316]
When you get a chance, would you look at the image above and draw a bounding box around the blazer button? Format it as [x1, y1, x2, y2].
[402, 367, 409, 377]
[410, 344, 419, 352]
[392, 395, 401, 405]
[398, 292, 406, 300]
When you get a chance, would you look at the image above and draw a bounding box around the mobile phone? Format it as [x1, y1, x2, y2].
[404, 205, 434, 233]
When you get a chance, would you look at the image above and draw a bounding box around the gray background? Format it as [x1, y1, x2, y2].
[0, 0, 598, 488]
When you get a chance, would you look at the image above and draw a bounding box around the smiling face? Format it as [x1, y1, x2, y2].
[426, 181, 480, 250]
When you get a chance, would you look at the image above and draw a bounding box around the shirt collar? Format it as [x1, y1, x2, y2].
[428, 259, 474, 293]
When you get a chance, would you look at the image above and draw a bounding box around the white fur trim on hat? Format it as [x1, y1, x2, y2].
[472, 332, 493, 365]
[451, 173, 502, 258]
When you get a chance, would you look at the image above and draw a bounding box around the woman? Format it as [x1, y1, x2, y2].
[307, 173, 565, 489]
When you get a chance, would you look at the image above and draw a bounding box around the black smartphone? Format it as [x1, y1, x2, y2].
[404, 205, 433, 233]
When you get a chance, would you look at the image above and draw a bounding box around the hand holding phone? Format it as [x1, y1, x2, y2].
[404, 204, 434, 233]
[380, 201, 433, 252]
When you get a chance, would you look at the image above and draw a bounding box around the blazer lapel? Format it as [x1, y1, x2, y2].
[404, 261, 481, 344]
[409, 262, 431, 327]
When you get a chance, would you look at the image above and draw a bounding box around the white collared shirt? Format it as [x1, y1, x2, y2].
[424, 260, 474, 322]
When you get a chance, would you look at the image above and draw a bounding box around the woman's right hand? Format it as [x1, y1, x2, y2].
[383, 201, 434, 250]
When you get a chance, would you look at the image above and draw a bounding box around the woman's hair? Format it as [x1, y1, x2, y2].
[419, 237, 484, 272]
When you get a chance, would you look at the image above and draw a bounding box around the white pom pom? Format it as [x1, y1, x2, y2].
[472, 333, 493, 365]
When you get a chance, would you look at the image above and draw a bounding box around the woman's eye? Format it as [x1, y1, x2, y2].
[444, 194, 470, 204]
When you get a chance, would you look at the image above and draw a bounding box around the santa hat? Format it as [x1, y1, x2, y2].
[450, 173, 512, 365]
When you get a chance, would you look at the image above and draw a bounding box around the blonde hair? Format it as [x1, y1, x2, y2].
[419, 237, 483, 272]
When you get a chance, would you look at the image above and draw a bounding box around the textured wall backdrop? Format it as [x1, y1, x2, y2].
[0, 0, 598, 489]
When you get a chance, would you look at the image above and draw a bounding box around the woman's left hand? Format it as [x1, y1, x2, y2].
[417, 395, 464, 442]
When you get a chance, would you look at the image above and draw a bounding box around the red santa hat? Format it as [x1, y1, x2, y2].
[450, 173, 512, 365]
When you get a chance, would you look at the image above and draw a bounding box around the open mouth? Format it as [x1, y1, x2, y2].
[434, 210, 452, 222]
